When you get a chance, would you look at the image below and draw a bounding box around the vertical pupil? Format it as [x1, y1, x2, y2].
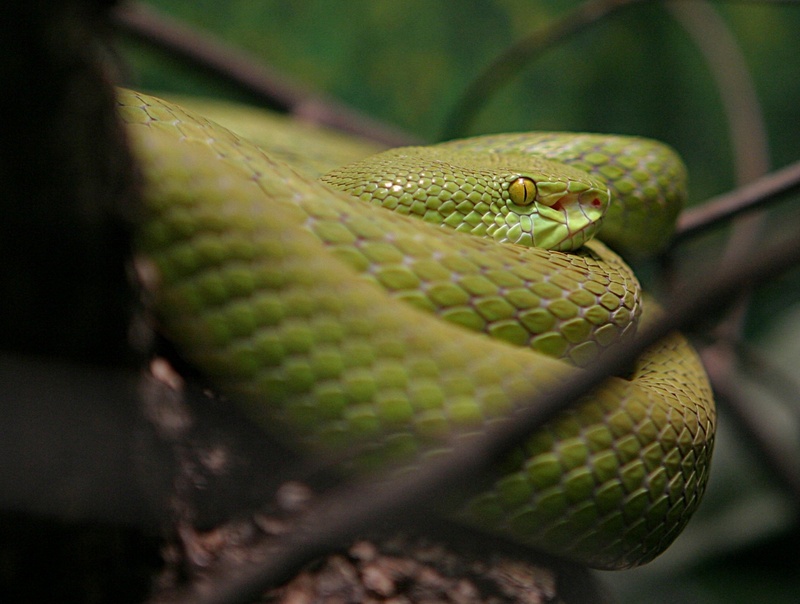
[511, 177, 535, 205]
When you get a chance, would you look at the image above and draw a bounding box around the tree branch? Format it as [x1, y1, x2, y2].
[159, 230, 800, 604]
[111, 2, 419, 147]
[440, 0, 645, 139]
[673, 158, 800, 242]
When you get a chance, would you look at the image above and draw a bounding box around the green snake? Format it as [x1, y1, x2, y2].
[118, 90, 715, 570]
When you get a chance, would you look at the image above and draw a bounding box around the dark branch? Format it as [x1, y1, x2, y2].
[669, 1, 769, 186]
[0, 0, 137, 364]
[672, 158, 800, 243]
[160, 231, 800, 604]
[111, 2, 419, 147]
[667, 0, 769, 352]
[440, 0, 644, 139]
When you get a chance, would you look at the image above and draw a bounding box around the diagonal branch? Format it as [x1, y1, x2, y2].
[673, 158, 800, 242]
[158, 230, 800, 604]
[440, 0, 645, 139]
[111, 2, 418, 147]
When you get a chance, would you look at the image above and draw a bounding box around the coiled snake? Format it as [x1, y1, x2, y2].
[119, 90, 714, 570]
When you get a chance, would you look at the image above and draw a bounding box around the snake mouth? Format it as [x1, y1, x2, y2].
[544, 189, 606, 216]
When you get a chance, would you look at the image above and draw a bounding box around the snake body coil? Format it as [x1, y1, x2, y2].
[119, 90, 714, 570]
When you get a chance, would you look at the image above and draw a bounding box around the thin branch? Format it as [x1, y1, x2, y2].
[658, 2, 771, 394]
[158, 230, 800, 604]
[667, 0, 770, 348]
[672, 158, 800, 242]
[440, 0, 644, 139]
[670, 1, 770, 187]
[666, 3, 776, 495]
[111, 2, 419, 147]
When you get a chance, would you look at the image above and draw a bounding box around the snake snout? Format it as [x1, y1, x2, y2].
[503, 179, 609, 251]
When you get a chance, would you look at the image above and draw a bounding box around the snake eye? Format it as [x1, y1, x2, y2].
[508, 177, 537, 206]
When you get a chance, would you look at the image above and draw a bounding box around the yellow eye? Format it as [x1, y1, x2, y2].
[508, 177, 537, 206]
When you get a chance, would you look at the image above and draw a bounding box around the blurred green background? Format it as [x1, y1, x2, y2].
[116, 1, 800, 602]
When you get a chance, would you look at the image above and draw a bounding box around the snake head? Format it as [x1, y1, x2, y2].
[491, 158, 610, 251]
